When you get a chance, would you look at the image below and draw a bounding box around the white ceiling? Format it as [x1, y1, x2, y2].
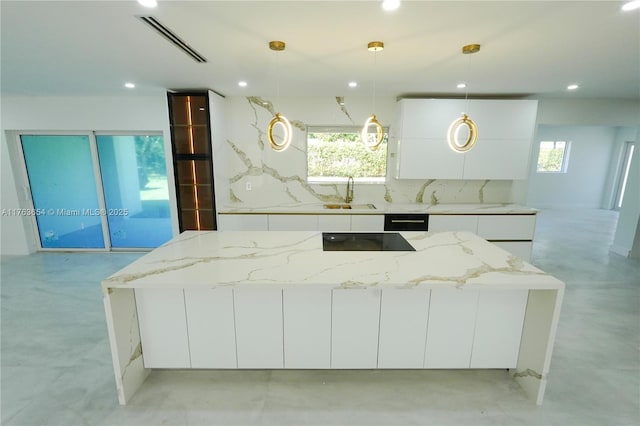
[1, 0, 639, 100]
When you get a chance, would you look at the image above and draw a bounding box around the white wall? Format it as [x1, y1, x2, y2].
[1, 95, 176, 255]
[526, 126, 618, 209]
[535, 98, 640, 126]
[612, 134, 639, 257]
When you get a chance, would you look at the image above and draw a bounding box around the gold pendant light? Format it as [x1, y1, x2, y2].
[447, 44, 480, 153]
[267, 40, 292, 152]
[361, 41, 385, 152]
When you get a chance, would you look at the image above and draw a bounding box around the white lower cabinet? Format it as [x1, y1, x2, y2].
[378, 288, 430, 368]
[428, 215, 479, 233]
[350, 214, 384, 231]
[477, 215, 536, 240]
[283, 287, 332, 368]
[234, 288, 283, 368]
[317, 215, 351, 231]
[470, 289, 529, 368]
[136, 285, 528, 372]
[135, 288, 191, 368]
[184, 288, 237, 368]
[217, 214, 268, 231]
[424, 288, 480, 368]
[268, 214, 318, 231]
[331, 288, 381, 368]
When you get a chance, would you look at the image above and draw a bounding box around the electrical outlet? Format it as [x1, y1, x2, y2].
[246, 182, 252, 191]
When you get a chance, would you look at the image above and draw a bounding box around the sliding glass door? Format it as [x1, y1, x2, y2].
[96, 134, 172, 248]
[20, 133, 172, 250]
[20, 135, 106, 249]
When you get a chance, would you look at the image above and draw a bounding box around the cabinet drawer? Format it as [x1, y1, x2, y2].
[428, 215, 479, 233]
[350, 215, 384, 231]
[268, 214, 318, 231]
[217, 214, 268, 231]
[477, 215, 536, 240]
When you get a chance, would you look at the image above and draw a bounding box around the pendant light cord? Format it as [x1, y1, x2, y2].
[372, 50, 377, 113]
[465, 53, 470, 113]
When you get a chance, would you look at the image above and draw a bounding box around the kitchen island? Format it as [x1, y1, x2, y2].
[102, 231, 564, 406]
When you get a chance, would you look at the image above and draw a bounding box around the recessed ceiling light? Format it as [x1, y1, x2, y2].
[124, 82, 135, 89]
[382, 0, 401, 11]
[348, 81, 358, 88]
[567, 84, 579, 90]
[238, 81, 248, 87]
[622, 1, 640, 11]
[457, 83, 467, 89]
[138, 0, 158, 8]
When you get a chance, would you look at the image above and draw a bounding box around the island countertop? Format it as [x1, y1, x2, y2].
[102, 231, 562, 291]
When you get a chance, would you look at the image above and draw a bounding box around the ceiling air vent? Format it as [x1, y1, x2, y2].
[138, 16, 207, 63]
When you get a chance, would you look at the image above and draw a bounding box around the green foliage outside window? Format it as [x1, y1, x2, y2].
[536, 141, 567, 173]
[307, 131, 387, 179]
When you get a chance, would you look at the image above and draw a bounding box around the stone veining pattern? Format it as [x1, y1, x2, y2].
[103, 231, 559, 291]
[219, 96, 515, 208]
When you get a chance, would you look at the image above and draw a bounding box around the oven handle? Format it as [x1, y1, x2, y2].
[390, 219, 426, 223]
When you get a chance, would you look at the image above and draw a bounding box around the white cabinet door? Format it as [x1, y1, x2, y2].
[424, 288, 479, 368]
[331, 288, 381, 368]
[378, 289, 430, 368]
[428, 215, 479, 233]
[493, 241, 533, 261]
[350, 214, 385, 231]
[184, 288, 237, 368]
[283, 287, 332, 368]
[463, 138, 532, 180]
[135, 288, 191, 368]
[397, 138, 464, 179]
[399, 99, 465, 139]
[268, 214, 318, 231]
[470, 290, 529, 368]
[234, 288, 283, 368]
[217, 214, 268, 231]
[317, 215, 351, 231]
[396, 99, 538, 180]
[477, 215, 536, 240]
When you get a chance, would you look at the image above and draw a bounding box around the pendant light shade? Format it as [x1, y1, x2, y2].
[447, 44, 480, 153]
[361, 41, 385, 152]
[267, 40, 292, 152]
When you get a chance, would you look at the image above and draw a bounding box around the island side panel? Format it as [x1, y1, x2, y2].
[512, 287, 565, 405]
[103, 287, 151, 405]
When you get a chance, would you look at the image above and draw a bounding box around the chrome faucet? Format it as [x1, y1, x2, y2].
[345, 176, 354, 203]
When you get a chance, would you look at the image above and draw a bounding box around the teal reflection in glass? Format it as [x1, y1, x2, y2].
[20, 135, 105, 249]
[96, 135, 172, 248]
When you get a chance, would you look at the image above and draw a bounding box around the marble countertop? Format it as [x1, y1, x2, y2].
[218, 203, 538, 215]
[102, 231, 562, 291]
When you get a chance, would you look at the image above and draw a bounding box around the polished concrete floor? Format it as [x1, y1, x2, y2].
[1, 209, 639, 426]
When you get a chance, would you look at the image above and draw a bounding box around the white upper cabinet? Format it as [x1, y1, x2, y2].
[396, 99, 538, 180]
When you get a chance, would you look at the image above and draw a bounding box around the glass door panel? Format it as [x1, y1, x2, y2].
[20, 135, 105, 249]
[96, 135, 172, 248]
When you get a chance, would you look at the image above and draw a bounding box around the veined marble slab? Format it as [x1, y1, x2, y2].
[218, 203, 538, 215]
[102, 231, 560, 291]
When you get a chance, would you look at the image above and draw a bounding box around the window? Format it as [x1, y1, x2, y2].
[536, 140, 570, 173]
[307, 126, 388, 182]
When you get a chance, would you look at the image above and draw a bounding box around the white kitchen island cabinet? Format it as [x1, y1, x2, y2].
[103, 230, 564, 406]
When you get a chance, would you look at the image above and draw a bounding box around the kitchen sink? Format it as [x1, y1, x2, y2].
[323, 203, 376, 210]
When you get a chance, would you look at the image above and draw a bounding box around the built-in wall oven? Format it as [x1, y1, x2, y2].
[383, 213, 429, 231]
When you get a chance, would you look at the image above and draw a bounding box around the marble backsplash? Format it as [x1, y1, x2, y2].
[215, 96, 518, 208]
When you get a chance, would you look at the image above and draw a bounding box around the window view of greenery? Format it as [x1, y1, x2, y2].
[307, 128, 387, 181]
[536, 141, 568, 173]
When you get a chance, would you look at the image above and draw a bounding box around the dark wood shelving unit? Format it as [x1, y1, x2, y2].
[167, 91, 217, 231]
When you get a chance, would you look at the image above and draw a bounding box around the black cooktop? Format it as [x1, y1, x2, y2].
[322, 232, 416, 251]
